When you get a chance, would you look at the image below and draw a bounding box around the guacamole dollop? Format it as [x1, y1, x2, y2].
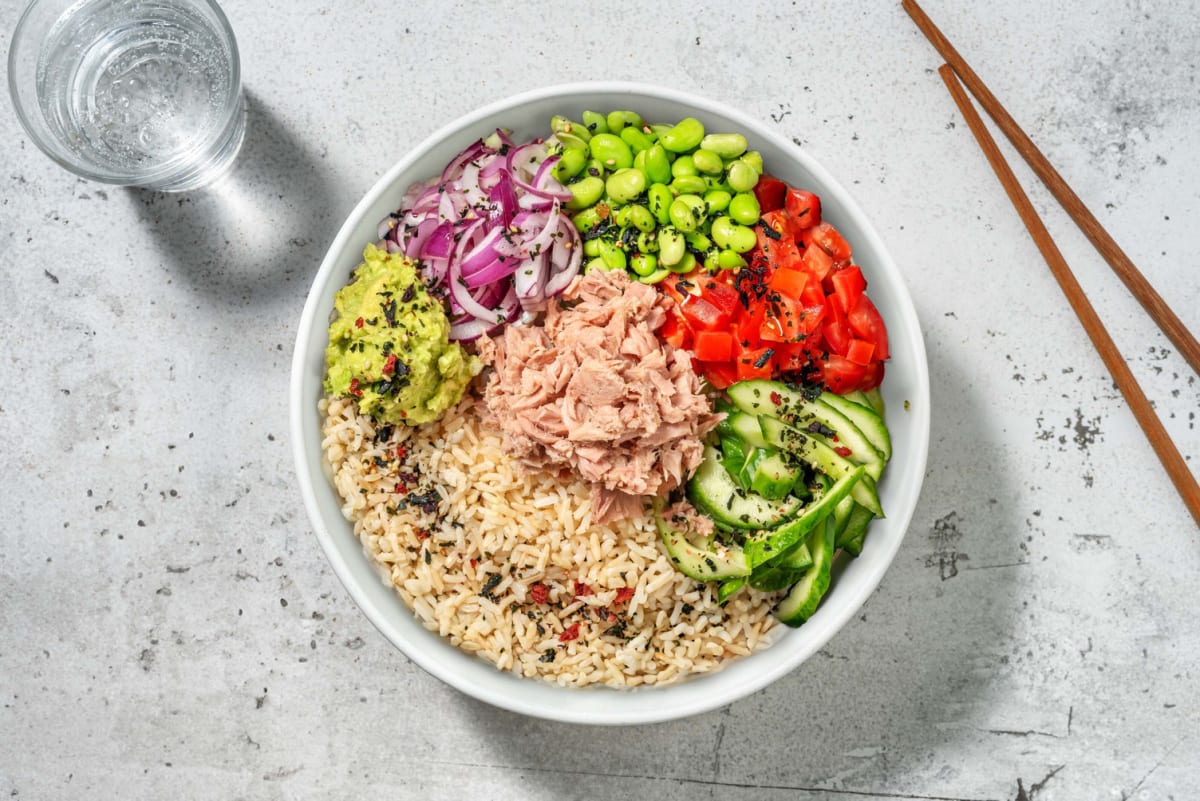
[324, 244, 480, 425]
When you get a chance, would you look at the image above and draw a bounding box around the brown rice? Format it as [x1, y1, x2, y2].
[320, 391, 780, 687]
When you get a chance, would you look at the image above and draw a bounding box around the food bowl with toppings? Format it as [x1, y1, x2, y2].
[291, 82, 930, 724]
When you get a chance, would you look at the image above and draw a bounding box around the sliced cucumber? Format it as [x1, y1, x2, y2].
[820, 392, 891, 461]
[742, 464, 864, 567]
[726, 410, 769, 449]
[838, 503, 876, 555]
[747, 450, 803, 500]
[687, 444, 805, 531]
[759, 416, 883, 517]
[775, 515, 837, 627]
[717, 576, 746, 604]
[718, 434, 749, 485]
[654, 505, 750, 582]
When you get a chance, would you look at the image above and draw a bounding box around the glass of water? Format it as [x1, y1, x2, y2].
[8, 0, 245, 192]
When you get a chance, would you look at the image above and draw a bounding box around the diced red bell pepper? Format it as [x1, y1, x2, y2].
[822, 354, 867, 393]
[702, 361, 739, 389]
[830, 265, 867, 314]
[847, 294, 889, 360]
[736, 345, 776, 381]
[660, 309, 691, 350]
[845, 338, 876, 366]
[801, 239, 834, 281]
[784, 188, 822, 228]
[694, 330, 734, 362]
[752, 175, 788, 213]
[699, 279, 740, 318]
[768, 266, 808, 299]
[679, 294, 729, 331]
[811, 222, 852, 262]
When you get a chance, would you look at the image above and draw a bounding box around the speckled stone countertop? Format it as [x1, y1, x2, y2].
[2, 1, 1198, 799]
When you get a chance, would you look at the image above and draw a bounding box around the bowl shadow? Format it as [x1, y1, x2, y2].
[123, 88, 340, 309]
[454, 346, 1026, 796]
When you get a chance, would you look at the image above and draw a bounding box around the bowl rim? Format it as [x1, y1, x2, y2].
[290, 80, 931, 724]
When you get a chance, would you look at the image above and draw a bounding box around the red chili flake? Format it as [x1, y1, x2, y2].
[354, 317, 364, 328]
[769, 391, 782, 406]
[415, 528, 429, 540]
[530, 583, 549, 604]
[393, 483, 408, 495]
[470, 558, 478, 569]
[613, 587, 636, 604]
[395, 445, 408, 461]
[348, 378, 364, 397]
[607, 612, 617, 623]
[834, 446, 853, 458]
[573, 580, 593, 599]
[559, 622, 582, 642]
[382, 353, 398, 376]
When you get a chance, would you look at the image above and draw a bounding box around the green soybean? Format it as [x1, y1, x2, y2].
[685, 231, 713, 252]
[643, 144, 672, 184]
[668, 194, 708, 233]
[647, 183, 674, 224]
[617, 204, 656, 233]
[588, 133, 633, 170]
[726, 223, 757, 253]
[671, 175, 708, 196]
[606, 109, 641, 133]
[552, 147, 588, 183]
[668, 251, 697, 274]
[710, 216, 737, 249]
[555, 131, 590, 153]
[636, 230, 659, 253]
[637, 267, 671, 285]
[620, 126, 655, 153]
[571, 207, 603, 234]
[551, 115, 590, 143]
[691, 148, 724, 175]
[633, 149, 648, 176]
[658, 227, 686, 266]
[727, 158, 758, 192]
[585, 256, 608, 273]
[729, 192, 761, 226]
[581, 110, 609, 134]
[598, 239, 627, 272]
[741, 150, 764, 175]
[582, 238, 603, 258]
[659, 117, 705, 153]
[606, 168, 646, 204]
[671, 155, 698, 178]
[717, 249, 747, 270]
[630, 252, 658, 277]
[703, 250, 722, 271]
[566, 175, 605, 210]
[700, 132, 748, 159]
[704, 189, 732, 213]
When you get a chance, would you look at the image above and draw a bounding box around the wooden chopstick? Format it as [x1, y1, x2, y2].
[937, 65, 1200, 526]
[902, 0, 1200, 378]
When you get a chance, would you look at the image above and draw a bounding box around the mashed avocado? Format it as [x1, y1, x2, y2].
[324, 244, 480, 425]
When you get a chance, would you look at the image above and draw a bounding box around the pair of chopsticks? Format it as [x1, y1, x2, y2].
[902, 0, 1200, 526]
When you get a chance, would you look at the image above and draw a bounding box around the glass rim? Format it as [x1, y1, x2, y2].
[7, 0, 244, 187]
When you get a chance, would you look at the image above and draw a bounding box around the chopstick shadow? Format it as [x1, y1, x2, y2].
[458, 350, 1027, 795]
[123, 88, 340, 308]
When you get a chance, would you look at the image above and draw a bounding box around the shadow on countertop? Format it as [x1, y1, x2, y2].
[124, 88, 342, 310]
[456, 348, 1027, 798]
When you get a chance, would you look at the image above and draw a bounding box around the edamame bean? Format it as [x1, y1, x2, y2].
[598, 239, 627, 272]
[668, 251, 697, 274]
[703, 175, 731, 192]
[685, 231, 713, 252]
[671, 155, 698, 178]
[710, 216, 737, 250]
[566, 175, 605, 210]
[584, 158, 606, 180]
[647, 183, 674, 225]
[726, 223, 757, 253]
[585, 256, 608, 273]
[551, 115, 591, 143]
[704, 189, 732, 213]
[620, 126, 655, 153]
[552, 147, 588, 183]
[703, 250, 722, 271]
[668, 194, 708, 233]
[659, 117, 705, 153]
[588, 133, 633, 170]
[571, 207, 602, 234]
[658, 227, 686, 266]
[717, 249, 747, 270]
[691, 148, 724, 175]
[605, 110, 630, 134]
[616, 204, 656, 233]
[606, 168, 646, 205]
[636, 230, 659, 253]
[555, 131, 590, 153]
[741, 150, 764, 175]
[699, 132, 748, 159]
[581, 110, 609, 135]
[729, 192, 761, 226]
[671, 175, 707, 196]
[633, 149, 648, 176]
[727, 159, 758, 193]
[630, 252, 658, 277]
[637, 267, 671, 285]
[643, 144, 672, 184]
[583, 238, 602, 258]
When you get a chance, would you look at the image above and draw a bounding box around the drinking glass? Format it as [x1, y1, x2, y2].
[8, 0, 245, 191]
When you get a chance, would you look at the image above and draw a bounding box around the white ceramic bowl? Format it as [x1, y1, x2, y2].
[291, 82, 930, 725]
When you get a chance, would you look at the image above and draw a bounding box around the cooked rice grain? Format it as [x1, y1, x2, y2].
[320, 393, 780, 687]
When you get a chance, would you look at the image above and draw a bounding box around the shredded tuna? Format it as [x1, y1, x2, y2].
[478, 270, 720, 523]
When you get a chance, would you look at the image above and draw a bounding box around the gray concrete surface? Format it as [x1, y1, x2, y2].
[2, 1, 1198, 799]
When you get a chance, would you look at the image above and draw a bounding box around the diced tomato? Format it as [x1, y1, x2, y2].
[784, 188, 822, 227]
[752, 175, 788, 213]
[847, 294, 889, 360]
[768, 266, 808, 299]
[822, 319, 851, 357]
[830, 265, 867, 314]
[760, 294, 814, 343]
[736, 298, 767, 348]
[757, 215, 802, 267]
[774, 340, 821, 373]
[822, 354, 867, 393]
[679, 294, 729, 331]
[801, 239, 834, 281]
[859, 358, 885, 391]
[699, 279, 740, 318]
[800, 272, 827, 307]
[660, 309, 690, 350]
[845, 338, 876, 366]
[736, 345, 776, 381]
[703, 361, 739, 389]
[694, 330, 734, 362]
[811, 222, 852, 262]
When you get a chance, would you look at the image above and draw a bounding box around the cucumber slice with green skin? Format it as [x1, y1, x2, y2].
[775, 516, 837, 627]
[687, 444, 805, 531]
[759, 416, 883, 517]
[727, 380, 884, 476]
[726, 410, 770, 449]
[654, 504, 751, 581]
[748, 541, 814, 591]
[717, 576, 746, 604]
[742, 464, 865, 567]
[820, 392, 891, 462]
[831, 493, 856, 543]
[838, 503, 876, 554]
[747, 450, 803, 500]
[776, 542, 813, 570]
[719, 434, 749, 485]
[863, 387, 886, 417]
